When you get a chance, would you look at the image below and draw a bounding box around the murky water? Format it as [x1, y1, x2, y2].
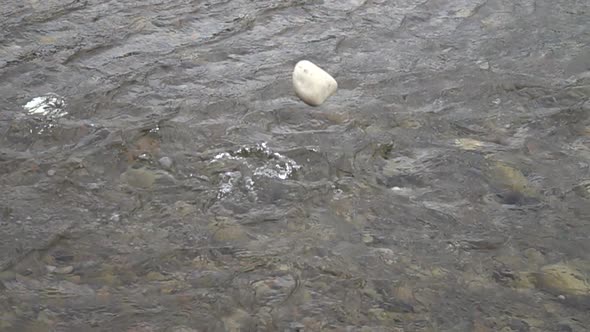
[1, 0, 589, 331]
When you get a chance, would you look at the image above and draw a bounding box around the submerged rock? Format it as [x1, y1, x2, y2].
[572, 180, 590, 198]
[535, 263, 590, 296]
[209, 219, 248, 243]
[120, 167, 175, 189]
[454, 138, 486, 151]
[54, 266, 74, 274]
[488, 161, 537, 196]
[292, 60, 338, 106]
[170, 327, 200, 332]
[222, 309, 253, 332]
[499, 261, 590, 297]
[158, 156, 173, 170]
[120, 167, 157, 189]
[523, 248, 545, 268]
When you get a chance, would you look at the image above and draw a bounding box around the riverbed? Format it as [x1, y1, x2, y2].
[1, 0, 589, 331]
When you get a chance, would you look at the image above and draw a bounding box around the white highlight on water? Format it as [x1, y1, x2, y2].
[212, 142, 301, 198]
[23, 94, 68, 119]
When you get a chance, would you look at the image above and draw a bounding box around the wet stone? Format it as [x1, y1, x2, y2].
[0, 270, 16, 282]
[489, 162, 536, 197]
[457, 237, 506, 250]
[86, 183, 100, 190]
[495, 191, 532, 205]
[121, 167, 157, 189]
[479, 61, 490, 70]
[54, 266, 74, 274]
[222, 309, 253, 332]
[210, 222, 248, 243]
[362, 233, 375, 244]
[170, 327, 200, 332]
[120, 167, 175, 189]
[506, 319, 530, 331]
[1, 0, 589, 330]
[523, 248, 545, 267]
[556, 319, 586, 332]
[393, 284, 416, 304]
[127, 323, 156, 332]
[187, 270, 231, 288]
[160, 279, 184, 294]
[288, 322, 305, 331]
[158, 156, 173, 170]
[572, 180, 590, 198]
[174, 201, 196, 217]
[535, 263, 590, 296]
[251, 274, 297, 304]
[146, 271, 167, 281]
[66, 275, 81, 283]
[292, 60, 338, 106]
[454, 138, 486, 151]
[0, 312, 15, 330]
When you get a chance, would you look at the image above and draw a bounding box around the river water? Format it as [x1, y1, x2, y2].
[1, 0, 589, 331]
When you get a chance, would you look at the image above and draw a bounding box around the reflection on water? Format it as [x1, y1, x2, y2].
[23, 94, 67, 119]
[212, 142, 301, 200]
[20, 94, 68, 135]
[1, 0, 590, 331]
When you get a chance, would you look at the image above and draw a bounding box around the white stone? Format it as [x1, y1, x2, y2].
[158, 156, 173, 170]
[292, 60, 338, 106]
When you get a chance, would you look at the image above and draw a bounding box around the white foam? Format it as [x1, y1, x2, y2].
[217, 171, 241, 199]
[212, 142, 302, 198]
[23, 94, 67, 119]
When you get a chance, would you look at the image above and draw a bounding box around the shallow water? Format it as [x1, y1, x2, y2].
[1, 0, 589, 331]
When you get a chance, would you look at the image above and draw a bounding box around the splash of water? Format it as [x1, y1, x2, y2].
[23, 93, 68, 119]
[212, 142, 301, 198]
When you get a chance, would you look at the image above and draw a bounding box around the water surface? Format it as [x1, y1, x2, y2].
[1, 0, 589, 331]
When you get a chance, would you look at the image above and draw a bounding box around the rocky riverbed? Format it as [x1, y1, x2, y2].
[1, 0, 589, 331]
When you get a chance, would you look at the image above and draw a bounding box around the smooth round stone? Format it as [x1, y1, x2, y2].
[158, 156, 173, 170]
[292, 60, 338, 106]
[55, 266, 74, 274]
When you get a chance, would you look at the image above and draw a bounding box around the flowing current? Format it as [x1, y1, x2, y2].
[1, 0, 589, 331]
